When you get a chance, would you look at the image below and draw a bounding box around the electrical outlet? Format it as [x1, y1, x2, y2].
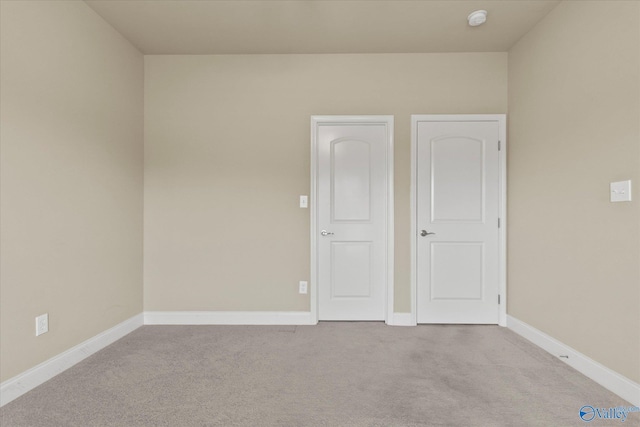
[35, 313, 49, 336]
[299, 281, 308, 294]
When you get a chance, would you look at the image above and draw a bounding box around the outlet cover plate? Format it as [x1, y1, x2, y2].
[36, 313, 49, 336]
[299, 281, 308, 294]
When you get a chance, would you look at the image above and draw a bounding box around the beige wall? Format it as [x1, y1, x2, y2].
[508, 1, 640, 383]
[144, 53, 507, 312]
[0, 1, 144, 382]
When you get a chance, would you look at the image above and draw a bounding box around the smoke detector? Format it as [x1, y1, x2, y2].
[468, 10, 487, 27]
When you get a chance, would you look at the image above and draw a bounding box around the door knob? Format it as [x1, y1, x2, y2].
[420, 230, 436, 237]
[321, 230, 334, 236]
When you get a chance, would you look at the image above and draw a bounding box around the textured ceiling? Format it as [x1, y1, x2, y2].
[84, 0, 560, 54]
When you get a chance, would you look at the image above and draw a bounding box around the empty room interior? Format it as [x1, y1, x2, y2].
[1, 0, 639, 425]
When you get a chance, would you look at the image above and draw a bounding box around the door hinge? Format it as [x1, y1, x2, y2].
[498, 140, 501, 151]
[498, 218, 501, 228]
[498, 295, 501, 304]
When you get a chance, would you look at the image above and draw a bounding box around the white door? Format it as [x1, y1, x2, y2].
[312, 116, 393, 321]
[414, 117, 502, 324]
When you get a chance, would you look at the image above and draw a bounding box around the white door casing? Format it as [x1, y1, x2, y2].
[411, 115, 506, 325]
[311, 116, 394, 322]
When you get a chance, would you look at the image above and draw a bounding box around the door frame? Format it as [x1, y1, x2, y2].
[310, 115, 394, 324]
[410, 114, 507, 326]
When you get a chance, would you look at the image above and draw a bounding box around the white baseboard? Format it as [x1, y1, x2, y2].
[507, 315, 640, 406]
[387, 312, 416, 326]
[144, 311, 316, 325]
[0, 313, 143, 407]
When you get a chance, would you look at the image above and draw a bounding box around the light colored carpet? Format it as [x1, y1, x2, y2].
[1, 323, 635, 426]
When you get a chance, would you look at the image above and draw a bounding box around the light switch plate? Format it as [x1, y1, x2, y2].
[610, 180, 632, 202]
[299, 195, 308, 208]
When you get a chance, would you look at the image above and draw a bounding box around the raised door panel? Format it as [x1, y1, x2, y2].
[331, 139, 371, 222]
[330, 242, 372, 298]
[431, 136, 484, 223]
[430, 242, 484, 300]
